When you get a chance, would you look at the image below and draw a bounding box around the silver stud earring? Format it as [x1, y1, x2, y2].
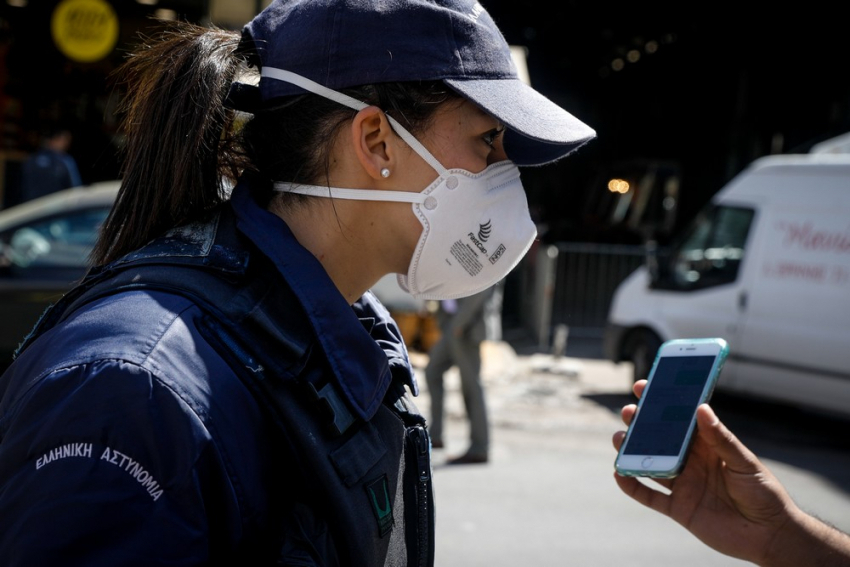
[381, 168, 391, 178]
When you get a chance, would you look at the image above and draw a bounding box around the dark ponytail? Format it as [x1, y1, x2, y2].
[92, 22, 247, 266]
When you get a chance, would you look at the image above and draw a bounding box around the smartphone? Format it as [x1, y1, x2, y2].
[614, 338, 729, 478]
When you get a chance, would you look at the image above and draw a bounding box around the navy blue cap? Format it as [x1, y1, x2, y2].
[243, 0, 596, 166]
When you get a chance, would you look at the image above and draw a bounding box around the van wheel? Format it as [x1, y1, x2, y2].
[626, 330, 661, 384]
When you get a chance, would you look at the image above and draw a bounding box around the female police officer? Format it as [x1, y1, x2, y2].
[0, 1, 594, 564]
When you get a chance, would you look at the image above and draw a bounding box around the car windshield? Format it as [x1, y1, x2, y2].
[2, 207, 109, 269]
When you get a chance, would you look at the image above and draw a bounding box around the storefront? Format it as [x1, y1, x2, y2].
[0, 0, 267, 208]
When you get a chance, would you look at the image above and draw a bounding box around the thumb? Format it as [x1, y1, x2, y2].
[696, 404, 761, 474]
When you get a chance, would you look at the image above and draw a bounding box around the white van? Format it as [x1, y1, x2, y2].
[604, 153, 850, 418]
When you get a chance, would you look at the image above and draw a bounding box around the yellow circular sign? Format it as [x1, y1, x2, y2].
[51, 0, 119, 63]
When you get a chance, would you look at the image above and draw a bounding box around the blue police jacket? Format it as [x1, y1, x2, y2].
[0, 180, 434, 566]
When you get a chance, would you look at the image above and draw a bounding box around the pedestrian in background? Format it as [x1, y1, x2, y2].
[19, 123, 82, 203]
[425, 281, 504, 464]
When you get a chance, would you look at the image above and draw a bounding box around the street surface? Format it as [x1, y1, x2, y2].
[409, 340, 850, 567]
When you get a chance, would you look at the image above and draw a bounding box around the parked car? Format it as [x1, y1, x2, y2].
[0, 180, 120, 365]
[604, 153, 850, 418]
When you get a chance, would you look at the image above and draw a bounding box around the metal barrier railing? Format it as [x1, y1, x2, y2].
[511, 242, 648, 347]
[551, 242, 647, 335]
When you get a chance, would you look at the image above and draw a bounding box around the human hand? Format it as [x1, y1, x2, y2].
[612, 381, 800, 565]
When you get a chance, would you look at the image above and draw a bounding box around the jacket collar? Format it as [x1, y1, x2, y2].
[230, 181, 400, 421]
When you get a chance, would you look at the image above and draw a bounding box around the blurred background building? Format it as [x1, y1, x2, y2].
[0, 0, 847, 347]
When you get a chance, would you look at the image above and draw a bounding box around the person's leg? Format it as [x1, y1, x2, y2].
[450, 337, 488, 461]
[424, 336, 453, 447]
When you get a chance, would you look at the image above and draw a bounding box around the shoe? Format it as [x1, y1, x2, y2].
[446, 452, 488, 465]
[431, 439, 444, 449]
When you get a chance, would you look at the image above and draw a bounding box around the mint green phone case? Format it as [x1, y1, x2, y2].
[615, 337, 729, 478]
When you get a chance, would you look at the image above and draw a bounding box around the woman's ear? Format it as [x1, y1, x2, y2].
[350, 106, 395, 180]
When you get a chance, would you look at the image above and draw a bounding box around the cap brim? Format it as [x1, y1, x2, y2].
[445, 78, 596, 166]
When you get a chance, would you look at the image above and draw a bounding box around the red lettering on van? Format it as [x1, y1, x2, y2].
[778, 221, 850, 253]
[775, 262, 826, 281]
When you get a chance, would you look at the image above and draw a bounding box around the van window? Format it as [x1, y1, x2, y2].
[670, 205, 755, 289]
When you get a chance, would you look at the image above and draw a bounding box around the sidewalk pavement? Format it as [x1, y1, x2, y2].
[408, 338, 628, 454]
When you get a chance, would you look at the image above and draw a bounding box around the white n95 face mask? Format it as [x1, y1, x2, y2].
[265, 68, 538, 300]
[395, 160, 536, 300]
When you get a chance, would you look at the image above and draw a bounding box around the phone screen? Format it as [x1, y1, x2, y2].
[621, 355, 717, 456]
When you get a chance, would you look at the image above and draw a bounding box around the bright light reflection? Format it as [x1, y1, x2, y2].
[608, 179, 630, 194]
[154, 8, 176, 19]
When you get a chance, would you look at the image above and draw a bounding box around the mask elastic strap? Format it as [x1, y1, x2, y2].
[273, 182, 430, 204]
[261, 67, 449, 178]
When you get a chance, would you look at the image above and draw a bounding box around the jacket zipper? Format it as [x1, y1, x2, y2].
[411, 425, 434, 567]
